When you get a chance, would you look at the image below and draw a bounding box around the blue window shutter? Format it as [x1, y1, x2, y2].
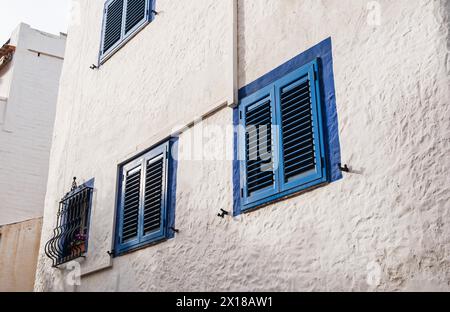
[239, 84, 279, 209]
[102, 0, 125, 55]
[141, 151, 168, 241]
[275, 59, 328, 192]
[120, 164, 142, 244]
[116, 141, 170, 255]
[238, 59, 329, 212]
[100, 0, 155, 63]
[125, 0, 148, 34]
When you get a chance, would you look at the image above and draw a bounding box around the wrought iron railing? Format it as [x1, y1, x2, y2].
[45, 178, 93, 267]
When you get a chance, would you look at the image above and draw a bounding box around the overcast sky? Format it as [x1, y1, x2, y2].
[0, 0, 71, 43]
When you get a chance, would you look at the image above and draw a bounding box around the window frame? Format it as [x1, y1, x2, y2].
[238, 59, 329, 212]
[114, 141, 171, 256]
[99, 0, 156, 64]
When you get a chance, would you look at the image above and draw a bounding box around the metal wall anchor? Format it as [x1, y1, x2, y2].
[217, 209, 229, 218]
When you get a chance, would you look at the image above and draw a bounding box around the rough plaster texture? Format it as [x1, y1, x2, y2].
[0, 23, 66, 225]
[0, 218, 43, 291]
[35, 0, 449, 291]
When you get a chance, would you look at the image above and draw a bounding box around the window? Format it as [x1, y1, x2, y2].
[100, 0, 155, 63]
[238, 59, 329, 211]
[45, 179, 94, 267]
[115, 140, 176, 255]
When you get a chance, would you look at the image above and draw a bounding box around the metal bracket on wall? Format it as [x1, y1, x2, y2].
[217, 209, 229, 219]
[338, 163, 350, 173]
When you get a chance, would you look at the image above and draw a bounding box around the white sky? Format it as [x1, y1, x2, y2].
[0, 0, 71, 43]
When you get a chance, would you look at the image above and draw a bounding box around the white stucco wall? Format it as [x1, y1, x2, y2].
[35, 0, 449, 292]
[0, 24, 66, 225]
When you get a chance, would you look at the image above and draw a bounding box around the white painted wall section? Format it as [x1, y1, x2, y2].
[35, 1, 449, 291]
[0, 23, 66, 225]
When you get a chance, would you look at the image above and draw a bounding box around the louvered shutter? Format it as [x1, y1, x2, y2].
[240, 87, 279, 207]
[276, 60, 327, 191]
[245, 100, 274, 195]
[102, 0, 124, 54]
[125, 0, 147, 34]
[116, 142, 171, 254]
[143, 156, 164, 235]
[280, 78, 316, 181]
[121, 166, 141, 243]
[239, 59, 328, 211]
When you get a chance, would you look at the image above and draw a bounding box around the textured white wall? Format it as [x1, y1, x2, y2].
[35, 0, 449, 291]
[0, 24, 66, 225]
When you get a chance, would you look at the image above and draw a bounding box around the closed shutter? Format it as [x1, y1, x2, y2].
[125, 0, 147, 34]
[280, 78, 316, 182]
[276, 61, 327, 193]
[103, 0, 124, 54]
[143, 156, 164, 235]
[101, 0, 155, 62]
[116, 141, 172, 254]
[239, 86, 279, 208]
[239, 59, 328, 211]
[121, 166, 141, 242]
[245, 99, 275, 196]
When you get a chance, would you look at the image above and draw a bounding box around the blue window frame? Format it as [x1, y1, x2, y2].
[114, 140, 177, 256]
[100, 0, 156, 64]
[238, 59, 329, 212]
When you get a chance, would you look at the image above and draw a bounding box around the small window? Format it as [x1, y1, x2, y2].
[45, 179, 94, 267]
[100, 0, 155, 63]
[238, 59, 329, 211]
[115, 140, 176, 255]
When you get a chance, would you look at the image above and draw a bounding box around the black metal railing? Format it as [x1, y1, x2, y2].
[45, 179, 93, 267]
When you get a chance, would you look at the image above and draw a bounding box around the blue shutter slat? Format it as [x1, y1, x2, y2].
[281, 84, 310, 106]
[280, 78, 317, 182]
[125, 0, 147, 34]
[121, 168, 141, 242]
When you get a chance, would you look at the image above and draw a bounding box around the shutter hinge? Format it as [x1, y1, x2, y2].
[313, 70, 318, 81]
[321, 157, 325, 168]
[239, 111, 242, 119]
[240, 188, 244, 198]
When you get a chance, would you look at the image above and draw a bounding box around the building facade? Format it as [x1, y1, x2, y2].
[35, 0, 449, 291]
[0, 23, 66, 291]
